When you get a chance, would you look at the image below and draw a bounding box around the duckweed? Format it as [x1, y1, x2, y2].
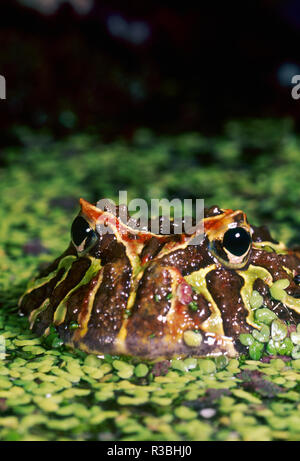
[239, 301, 300, 364]
[198, 359, 216, 374]
[1, 125, 300, 441]
[239, 333, 255, 346]
[134, 363, 149, 377]
[2, 295, 300, 441]
[0, 288, 300, 440]
[270, 279, 290, 302]
[249, 341, 264, 360]
[291, 332, 300, 345]
[292, 346, 300, 360]
[112, 360, 134, 379]
[255, 308, 277, 325]
[252, 325, 270, 343]
[183, 330, 202, 347]
[250, 290, 264, 310]
[276, 338, 294, 356]
[271, 319, 288, 342]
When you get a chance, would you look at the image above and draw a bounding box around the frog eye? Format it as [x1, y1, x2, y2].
[223, 227, 251, 257]
[71, 216, 98, 254]
[294, 274, 300, 285]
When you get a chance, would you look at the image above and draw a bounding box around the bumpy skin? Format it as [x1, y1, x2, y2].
[19, 199, 300, 359]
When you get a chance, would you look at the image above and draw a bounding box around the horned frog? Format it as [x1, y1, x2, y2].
[19, 198, 300, 360]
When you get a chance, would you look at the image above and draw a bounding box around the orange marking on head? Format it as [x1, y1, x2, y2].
[79, 198, 103, 222]
[204, 209, 249, 241]
[204, 209, 233, 232]
[79, 198, 157, 258]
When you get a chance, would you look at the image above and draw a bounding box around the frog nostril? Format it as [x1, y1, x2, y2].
[294, 274, 300, 285]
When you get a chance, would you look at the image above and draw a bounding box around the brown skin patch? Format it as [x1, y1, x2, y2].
[33, 258, 91, 335]
[81, 258, 132, 352]
[280, 252, 300, 275]
[166, 297, 210, 341]
[157, 238, 215, 276]
[20, 243, 77, 318]
[251, 225, 278, 244]
[126, 263, 213, 358]
[190, 293, 211, 323]
[175, 288, 211, 331]
[250, 249, 300, 301]
[253, 278, 274, 311]
[206, 268, 252, 340]
[57, 272, 102, 344]
[126, 263, 172, 352]
[89, 232, 127, 263]
[250, 249, 291, 280]
[20, 269, 64, 317]
[140, 237, 168, 265]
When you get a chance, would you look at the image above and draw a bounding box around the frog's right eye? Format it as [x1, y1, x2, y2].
[223, 227, 251, 257]
[71, 216, 98, 254]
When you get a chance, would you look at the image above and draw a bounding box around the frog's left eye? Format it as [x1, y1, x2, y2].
[71, 216, 98, 254]
[223, 227, 251, 257]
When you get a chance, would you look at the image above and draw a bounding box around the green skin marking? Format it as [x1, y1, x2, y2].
[29, 298, 50, 327]
[184, 265, 224, 336]
[19, 255, 77, 305]
[281, 292, 300, 314]
[252, 241, 288, 255]
[53, 257, 102, 325]
[23, 255, 102, 329]
[237, 264, 273, 330]
[239, 266, 300, 320]
[25, 256, 78, 327]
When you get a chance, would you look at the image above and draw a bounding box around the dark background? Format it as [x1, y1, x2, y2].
[1, 0, 300, 144]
